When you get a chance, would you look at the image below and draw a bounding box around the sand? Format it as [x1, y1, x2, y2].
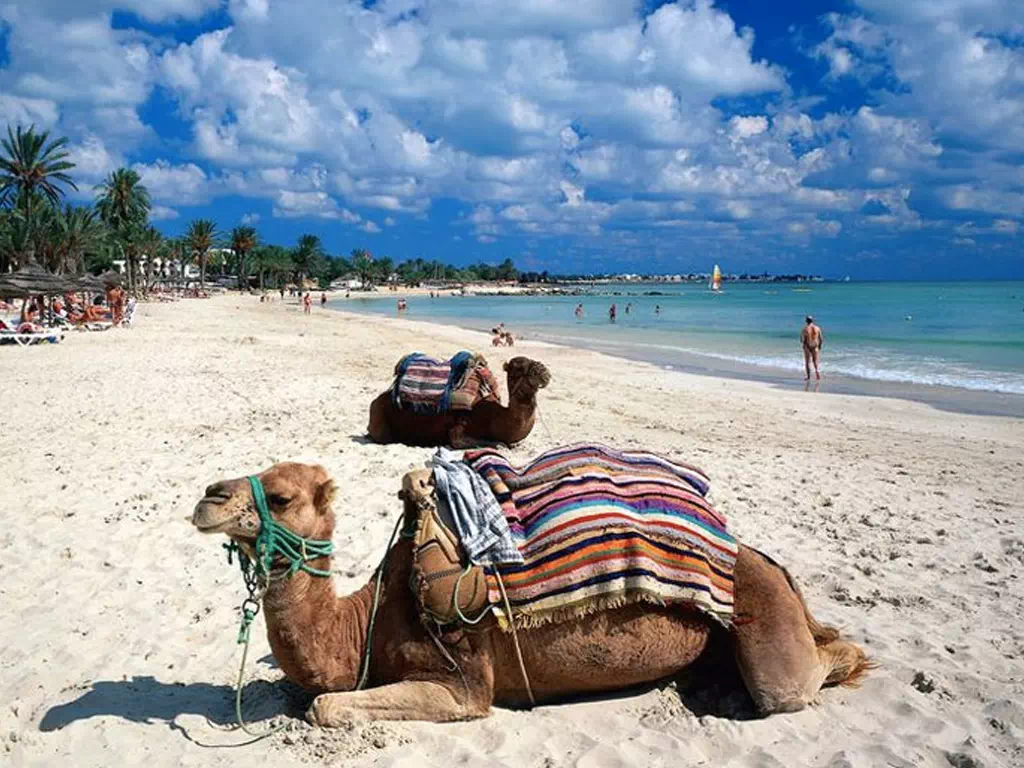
[2, 294, 1023, 768]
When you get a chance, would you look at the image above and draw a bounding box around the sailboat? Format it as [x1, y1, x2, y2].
[709, 264, 723, 293]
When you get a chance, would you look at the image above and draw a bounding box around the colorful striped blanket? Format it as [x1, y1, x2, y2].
[391, 352, 501, 413]
[464, 443, 737, 630]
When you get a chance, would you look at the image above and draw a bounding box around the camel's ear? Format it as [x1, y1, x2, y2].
[314, 479, 337, 516]
[503, 361, 509, 372]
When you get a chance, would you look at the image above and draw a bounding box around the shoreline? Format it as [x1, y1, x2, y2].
[332, 298, 1024, 419]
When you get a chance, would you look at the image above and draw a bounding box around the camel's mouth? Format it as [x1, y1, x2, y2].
[192, 497, 242, 534]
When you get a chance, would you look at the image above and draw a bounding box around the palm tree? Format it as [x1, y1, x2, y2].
[373, 255, 394, 285]
[0, 125, 78, 250]
[185, 218, 219, 289]
[351, 248, 374, 289]
[95, 168, 151, 292]
[95, 168, 151, 232]
[0, 208, 33, 273]
[230, 225, 258, 291]
[138, 225, 164, 290]
[252, 244, 292, 290]
[56, 205, 107, 274]
[291, 234, 323, 288]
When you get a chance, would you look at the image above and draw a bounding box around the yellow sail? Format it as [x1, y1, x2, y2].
[711, 264, 722, 291]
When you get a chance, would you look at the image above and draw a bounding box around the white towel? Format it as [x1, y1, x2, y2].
[430, 448, 524, 566]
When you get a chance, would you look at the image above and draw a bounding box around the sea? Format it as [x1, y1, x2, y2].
[334, 281, 1024, 417]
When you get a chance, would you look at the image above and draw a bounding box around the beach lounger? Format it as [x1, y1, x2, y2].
[0, 322, 65, 346]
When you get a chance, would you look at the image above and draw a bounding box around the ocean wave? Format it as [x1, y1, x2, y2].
[540, 333, 1024, 395]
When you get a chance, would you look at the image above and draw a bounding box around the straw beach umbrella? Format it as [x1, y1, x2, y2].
[0, 261, 69, 296]
[99, 269, 123, 287]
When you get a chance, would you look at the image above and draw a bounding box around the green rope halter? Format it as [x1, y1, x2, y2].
[224, 475, 335, 641]
[222, 474, 335, 740]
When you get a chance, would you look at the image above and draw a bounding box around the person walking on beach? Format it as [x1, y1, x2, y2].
[320, 292, 327, 308]
[303, 291, 312, 315]
[801, 315, 824, 380]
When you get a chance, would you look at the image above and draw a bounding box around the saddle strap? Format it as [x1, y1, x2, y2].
[494, 570, 535, 707]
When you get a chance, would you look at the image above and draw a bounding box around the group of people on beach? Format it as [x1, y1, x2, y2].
[491, 323, 515, 346]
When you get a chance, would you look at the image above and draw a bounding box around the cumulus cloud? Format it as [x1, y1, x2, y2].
[0, 0, 1020, 266]
[134, 160, 209, 205]
[150, 205, 180, 221]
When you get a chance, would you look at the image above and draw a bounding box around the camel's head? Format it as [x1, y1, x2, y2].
[192, 462, 337, 545]
[503, 356, 552, 395]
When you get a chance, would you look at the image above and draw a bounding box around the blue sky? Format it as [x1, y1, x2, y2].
[1, 0, 1022, 278]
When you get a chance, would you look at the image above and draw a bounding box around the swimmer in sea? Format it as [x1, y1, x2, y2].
[800, 315, 824, 381]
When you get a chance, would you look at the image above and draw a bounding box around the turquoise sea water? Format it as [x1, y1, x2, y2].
[338, 282, 1024, 398]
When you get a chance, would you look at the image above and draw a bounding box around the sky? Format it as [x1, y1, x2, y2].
[1, 0, 1022, 279]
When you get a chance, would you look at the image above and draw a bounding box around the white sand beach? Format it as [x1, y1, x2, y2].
[3, 295, 1023, 768]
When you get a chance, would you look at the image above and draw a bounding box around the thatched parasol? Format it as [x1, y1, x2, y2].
[72, 273, 106, 293]
[0, 262, 73, 297]
[99, 270, 124, 287]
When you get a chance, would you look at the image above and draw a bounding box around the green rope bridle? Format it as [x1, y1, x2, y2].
[223, 475, 335, 739]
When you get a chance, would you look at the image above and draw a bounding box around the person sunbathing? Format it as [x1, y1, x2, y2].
[70, 305, 110, 324]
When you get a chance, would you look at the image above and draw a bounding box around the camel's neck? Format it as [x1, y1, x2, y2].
[261, 556, 372, 693]
[495, 379, 537, 443]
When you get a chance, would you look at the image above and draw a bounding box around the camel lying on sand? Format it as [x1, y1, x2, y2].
[367, 356, 551, 447]
[192, 462, 871, 726]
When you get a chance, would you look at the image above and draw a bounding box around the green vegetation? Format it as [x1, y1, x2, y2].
[1, 122, 530, 293]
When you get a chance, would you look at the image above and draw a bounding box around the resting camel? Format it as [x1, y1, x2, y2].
[192, 462, 871, 726]
[366, 356, 551, 447]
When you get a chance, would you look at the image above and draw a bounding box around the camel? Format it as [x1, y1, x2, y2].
[366, 355, 551, 447]
[192, 462, 872, 727]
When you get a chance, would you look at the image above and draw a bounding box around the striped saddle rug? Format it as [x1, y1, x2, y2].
[391, 351, 501, 413]
[464, 443, 737, 630]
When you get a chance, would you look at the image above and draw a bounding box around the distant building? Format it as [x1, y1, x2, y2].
[331, 274, 363, 290]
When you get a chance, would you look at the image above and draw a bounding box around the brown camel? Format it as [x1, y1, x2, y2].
[366, 356, 551, 447]
[192, 462, 872, 726]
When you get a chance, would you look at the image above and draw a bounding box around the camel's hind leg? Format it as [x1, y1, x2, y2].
[732, 545, 870, 715]
[307, 680, 490, 726]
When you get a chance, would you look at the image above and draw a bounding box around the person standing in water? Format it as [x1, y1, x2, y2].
[320, 292, 327, 307]
[800, 315, 824, 380]
[574, 303, 584, 319]
[609, 303, 617, 322]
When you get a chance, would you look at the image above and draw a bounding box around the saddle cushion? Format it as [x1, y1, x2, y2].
[465, 443, 738, 630]
[391, 351, 500, 413]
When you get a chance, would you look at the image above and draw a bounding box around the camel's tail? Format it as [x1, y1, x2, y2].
[753, 548, 877, 688]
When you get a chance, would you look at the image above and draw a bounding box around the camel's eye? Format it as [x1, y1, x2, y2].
[268, 494, 291, 507]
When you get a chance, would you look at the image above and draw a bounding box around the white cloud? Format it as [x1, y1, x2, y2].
[241, 212, 261, 225]
[0, 93, 59, 128]
[65, 135, 123, 189]
[273, 190, 351, 220]
[729, 115, 769, 140]
[1, 0, 1020, 264]
[150, 205, 180, 221]
[134, 160, 209, 205]
[360, 221, 382, 234]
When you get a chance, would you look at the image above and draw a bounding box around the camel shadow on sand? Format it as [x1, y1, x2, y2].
[38, 675, 310, 734]
[39, 640, 758, 735]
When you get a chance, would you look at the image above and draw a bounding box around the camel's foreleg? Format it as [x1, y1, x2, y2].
[307, 680, 489, 726]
